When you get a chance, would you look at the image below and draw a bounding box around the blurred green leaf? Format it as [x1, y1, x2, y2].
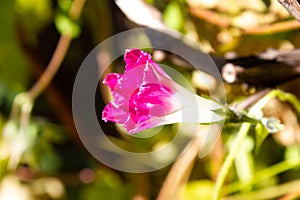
[254, 122, 270, 154]
[0, 115, 3, 133]
[15, 0, 53, 30]
[58, 0, 72, 13]
[0, 82, 16, 115]
[233, 136, 254, 191]
[183, 180, 215, 200]
[25, 139, 61, 172]
[0, 117, 65, 172]
[0, 120, 37, 170]
[1, 120, 19, 141]
[163, 1, 184, 31]
[79, 170, 132, 200]
[39, 120, 66, 143]
[0, 1, 30, 92]
[285, 145, 300, 165]
[23, 119, 64, 172]
[54, 13, 81, 38]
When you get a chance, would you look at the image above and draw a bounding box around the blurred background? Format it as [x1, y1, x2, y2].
[0, 0, 300, 199]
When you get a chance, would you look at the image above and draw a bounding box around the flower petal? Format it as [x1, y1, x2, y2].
[129, 83, 179, 124]
[103, 73, 122, 91]
[102, 103, 115, 122]
[124, 48, 152, 72]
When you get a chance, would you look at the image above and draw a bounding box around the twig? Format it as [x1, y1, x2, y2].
[28, 36, 71, 99]
[132, 173, 150, 200]
[222, 49, 300, 87]
[189, 6, 231, 28]
[243, 20, 300, 35]
[28, 0, 86, 100]
[278, 0, 300, 22]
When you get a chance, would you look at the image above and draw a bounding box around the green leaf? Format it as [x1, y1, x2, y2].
[25, 139, 61, 172]
[0, 115, 3, 133]
[15, 0, 53, 34]
[1, 120, 19, 140]
[254, 122, 270, 153]
[38, 119, 66, 143]
[54, 13, 81, 38]
[232, 136, 254, 191]
[58, 0, 72, 13]
[79, 170, 131, 200]
[183, 180, 215, 200]
[163, 1, 184, 31]
[0, 1, 30, 92]
[0, 120, 38, 170]
[285, 145, 300, 165]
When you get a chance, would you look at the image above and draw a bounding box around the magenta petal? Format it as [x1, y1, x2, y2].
[102, 103, 115, 122]
[124, 48, 152, 72]
[143, 62, 171, 84]
[129, 83, 178, 124]
[112, 66, 144, 124]
[103, 73, 122, 91]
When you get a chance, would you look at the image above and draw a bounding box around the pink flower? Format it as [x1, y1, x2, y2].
[102, 48, 224, 134]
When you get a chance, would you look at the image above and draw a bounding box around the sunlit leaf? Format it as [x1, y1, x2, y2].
[79, 169, 132, 200]
[15, 0, 53, 25]
[183, 180, 214, 200]
[25, 139, 61, 172]
[39, 120, 66, 143]
[163, 1, 184, 31]
[0, 1, 30, 92]
[232, 136, 254, 190]
[58, 0, 72, 13]
[254, 122, 270, 153]
[285, 145, 300, 165]
[54, 13, 81, 38]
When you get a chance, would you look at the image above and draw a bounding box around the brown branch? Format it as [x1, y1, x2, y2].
[28, 36, 71, 99]
[278, 0, 300, 22]
[132, 173, 150, 200]
[189, 6, 231, 28]
[243, 20, 300, 35]
[28, 0, 86, 100]
[221, 49, 300, 87]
